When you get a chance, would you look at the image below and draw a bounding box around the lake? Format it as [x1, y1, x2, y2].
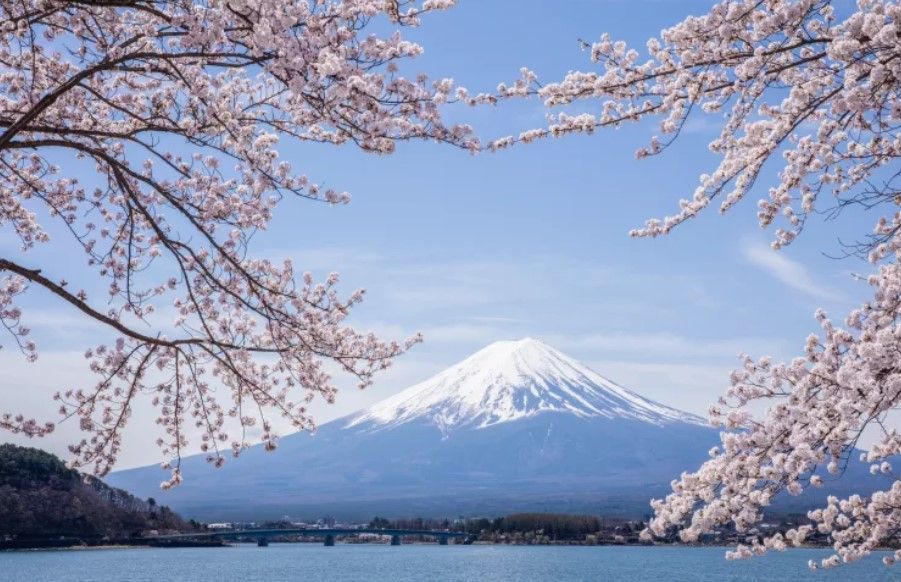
[2, 544, 896, 581]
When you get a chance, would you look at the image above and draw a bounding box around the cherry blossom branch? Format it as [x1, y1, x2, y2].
[0, 0, 473, 483]
[496, 0, 901, 569]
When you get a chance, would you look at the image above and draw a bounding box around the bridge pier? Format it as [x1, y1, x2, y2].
[257, 537, 269, 547]
[324, 534, 335, 546]
[390, 535, 401, 546]
[438, 537, 448, 545]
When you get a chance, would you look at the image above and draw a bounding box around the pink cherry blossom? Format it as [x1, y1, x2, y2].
[499, 0, 900, 568]
[0, 0, 477, 482]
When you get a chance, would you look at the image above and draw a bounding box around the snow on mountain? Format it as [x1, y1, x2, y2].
[347, 337, 704, 432]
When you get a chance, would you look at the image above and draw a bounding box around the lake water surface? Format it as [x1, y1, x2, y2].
[2, 544, 896, 581]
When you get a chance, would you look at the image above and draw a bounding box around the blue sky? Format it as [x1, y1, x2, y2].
[1, 0, 879, 468]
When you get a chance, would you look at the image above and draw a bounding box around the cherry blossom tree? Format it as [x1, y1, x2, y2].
[493, 0, 900, 569]
[0, 0, 479, 487]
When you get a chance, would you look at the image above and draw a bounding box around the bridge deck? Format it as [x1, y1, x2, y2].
[150, 528, 470, 541]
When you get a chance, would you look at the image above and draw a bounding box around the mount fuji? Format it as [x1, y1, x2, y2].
[109, 338, 721, 520]
[347, 337, 703, 432]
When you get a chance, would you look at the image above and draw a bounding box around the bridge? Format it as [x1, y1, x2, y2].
[148, 528, 474, 547]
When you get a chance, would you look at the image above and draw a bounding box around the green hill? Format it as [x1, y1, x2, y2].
[0, 444, 195, 548]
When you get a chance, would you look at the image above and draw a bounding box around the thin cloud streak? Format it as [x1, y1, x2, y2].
[742, 242, 843, 302]
[550, 331, 786, 362]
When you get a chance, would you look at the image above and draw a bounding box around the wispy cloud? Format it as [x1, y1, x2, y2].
[585, 359, 732, 416]
[551, 331, 785, 361]
[463, 315, 523, 324]
[742, 242, 842, 302]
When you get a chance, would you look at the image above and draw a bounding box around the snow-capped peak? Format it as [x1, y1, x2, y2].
[346, 337, 705, 432]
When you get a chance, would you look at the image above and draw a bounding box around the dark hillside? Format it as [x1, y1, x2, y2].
[0, 444, 195, 548]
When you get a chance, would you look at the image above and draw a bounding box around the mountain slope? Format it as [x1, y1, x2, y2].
[347, 338, 703, 432]
[107, 339, 721, 519]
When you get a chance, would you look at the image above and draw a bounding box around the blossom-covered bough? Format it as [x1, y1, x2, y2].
[493, 0, 901, 570]
[0, 0, 476, 487]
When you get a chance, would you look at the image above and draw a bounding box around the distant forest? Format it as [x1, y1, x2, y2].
[0, 444, 195, 548]
[365, 512, 858, 547]
[370, 513, 645, 544]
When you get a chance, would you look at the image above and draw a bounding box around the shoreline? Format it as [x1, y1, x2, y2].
[1, 544, 151, 553]
[5, 541, 893, 552]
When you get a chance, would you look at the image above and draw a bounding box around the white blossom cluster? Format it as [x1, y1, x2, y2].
[494, 0, 900, 249]
[642, 223, 899, 567]
[0, 0, 479, 483]
[491, 0, 900, 569]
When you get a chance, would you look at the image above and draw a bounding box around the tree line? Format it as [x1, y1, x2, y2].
[0, 444, 196, 548]
[370, 513, 643, 543]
